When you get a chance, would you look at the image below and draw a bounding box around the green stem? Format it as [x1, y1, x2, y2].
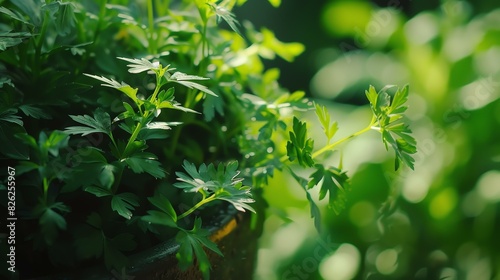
[280, 116, 377, 163]
[178, 194, 216, 220]
[122, 72, 163, 158]
[201, 20, 208, 64]
[43, 177, 49, 203]
[109, 133, 118, 154]
[149, 70, 164, 102]
[122, 119, 145, 159]
[147, 0, 156, 54]
[311, 123, 373, 159]
[166, 18, 209, 164]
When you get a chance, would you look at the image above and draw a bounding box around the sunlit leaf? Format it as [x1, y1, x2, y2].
[174, 160, 255, 212]
[117, 57, 161, 73]
[207, 2, 242, 36]
[367, 85, 416, 170]
[168, 72, 217, 97]
[286, 117, 315, 167]
[315, 103, 338, 144]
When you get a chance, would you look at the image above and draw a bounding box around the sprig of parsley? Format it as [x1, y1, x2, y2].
[366, 85, 417, 170]
[285, 85, 416, 226]
[176, 218, 223, 280]
[174, 160, 255, 214]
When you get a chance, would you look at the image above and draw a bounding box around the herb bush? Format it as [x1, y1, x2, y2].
[0, 0, 416, 279]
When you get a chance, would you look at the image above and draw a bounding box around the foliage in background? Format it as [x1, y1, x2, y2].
[253, 0, 500, 279]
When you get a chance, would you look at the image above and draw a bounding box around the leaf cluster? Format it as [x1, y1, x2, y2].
[366, 85, 417, 170]
[282, 86, 415, 233]
[175, 160, 255, 213]
[176, 218, 223, 280]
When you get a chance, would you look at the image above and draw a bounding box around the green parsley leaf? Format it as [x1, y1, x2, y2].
[207, 2, 242, 36]
[0, 122, 29, 159]
[308, 164, 350, 215]
[117, 57, 161, 73]
[85, 185, 113, 197]
[36, 202, 70, 245]
[174, 160, 255, 212]
[288, 167, 322, 233]
[315, 103, 338, 144]
[366, 85, 417, 170]
[141, 210, 177, 228]
[111, 192, 140, 220]
[19, 104, 52, 119]
[176, 218, 223, 280]
[203, 92, 224, 121]
[286, 117, 315, 167]
[65, 108, 112, 137]
[123, 152, 166, 179]
[147, 193, 178, 222]
[0, 108, 23, 126]
[167, 72, 217, 97]
[84, 73, 140, 103]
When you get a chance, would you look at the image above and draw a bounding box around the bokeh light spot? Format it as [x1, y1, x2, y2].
[476, 170, 500, 202]
[321, 1, 373, 37]
[319, 243, 360, 280]
[402, 172, 431, 203]
[429, 187, 458, 219]
[375, 248, 398, 275]
[461, 191, 486, 217]
[404, 12, 439, 45]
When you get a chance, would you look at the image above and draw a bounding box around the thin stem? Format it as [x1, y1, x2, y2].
[147, 0, 156, 54]
[178, 194, 216, 220]
[109, 133, 118, 155]
[121, 117, 147, 159]
[122, 71, 163, 158]
[149, 69, 165, 102]
[280, 116, 377, 163]
[311, 124, 372, 159]
[201, 20, 208, 64]
[43, 177, 49, 203]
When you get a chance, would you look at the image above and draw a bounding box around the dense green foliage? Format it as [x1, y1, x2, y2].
[0, 0, 416, 279]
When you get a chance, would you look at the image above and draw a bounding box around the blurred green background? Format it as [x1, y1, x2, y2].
[234, 0, 500, 279]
